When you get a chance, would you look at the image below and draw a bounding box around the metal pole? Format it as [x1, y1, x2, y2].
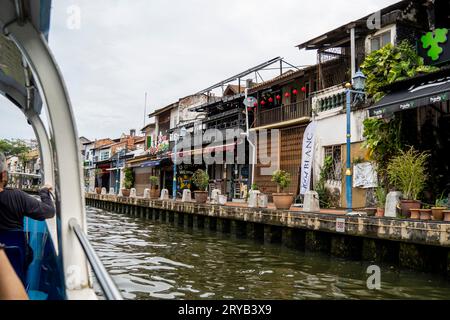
[345, 84, 352, 212]
[69, 219, 123, 300]
[350, 28, 356, 78]
[173, 138, 177, 200]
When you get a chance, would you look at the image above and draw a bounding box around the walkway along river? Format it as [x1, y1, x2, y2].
[86, 206, 450, 300]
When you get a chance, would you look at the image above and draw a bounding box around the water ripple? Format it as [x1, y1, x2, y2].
[86, 207, 450, 300]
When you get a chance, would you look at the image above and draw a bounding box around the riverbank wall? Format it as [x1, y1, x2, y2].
[85, 193, 450, 278]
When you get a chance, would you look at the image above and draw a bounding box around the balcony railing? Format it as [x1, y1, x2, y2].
[257, 99, 311, 127]
[312, 85, 347, 114]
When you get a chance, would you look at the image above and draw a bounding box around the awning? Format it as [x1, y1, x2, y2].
[368, 75, 450, 118]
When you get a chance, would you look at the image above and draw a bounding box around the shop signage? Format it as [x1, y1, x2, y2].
[336, 218, 346, 233]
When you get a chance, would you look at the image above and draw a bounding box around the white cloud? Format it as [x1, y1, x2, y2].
[1, 0, 400, 140]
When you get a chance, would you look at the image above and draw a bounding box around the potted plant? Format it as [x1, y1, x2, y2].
[251, 184, 259, 191]
[271, 170, 293, 210]
[432, 192, 448, 221]
[122, 167, 134, 197]
[420, 204, 432, 221]
[375, 187, 386, 217]
[444, 210, 450, 222]
[149, 176, 160, 199]
[192, 169, 209, 203]
[387, 147, 429, 218]
[94, 169, 103, 194]
[410, 208, 421, 220]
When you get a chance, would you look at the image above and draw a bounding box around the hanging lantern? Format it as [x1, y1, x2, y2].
[285, 92, 290, 98]
[268, 97, 274, 103]
[260, 100, 266, 106]
[301, 86, 307, 93]
[276, 95, 281, 101]
[247, 107, 253, 112]
[292, 89, 298, 95]
[253, 102, 258, 107]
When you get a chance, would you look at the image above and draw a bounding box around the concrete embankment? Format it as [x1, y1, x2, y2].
[85, 193, 450, 277]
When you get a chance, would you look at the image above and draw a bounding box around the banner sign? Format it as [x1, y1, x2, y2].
[300, 122, 316, 195]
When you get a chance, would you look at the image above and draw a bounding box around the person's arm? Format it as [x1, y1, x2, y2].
[0, 246, 29, 300]
[20, 188, 56, 221]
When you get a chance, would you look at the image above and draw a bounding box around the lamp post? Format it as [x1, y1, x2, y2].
[345, 70, 366, 213]
[173, 126, 187, 200]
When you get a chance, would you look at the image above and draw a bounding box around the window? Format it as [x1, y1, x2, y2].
[100, 150, 110, 161]
[324, 145, 342, 181]
[367, 29, 393, 53]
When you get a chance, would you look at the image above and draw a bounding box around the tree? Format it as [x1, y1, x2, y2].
[0, 139, 31, 158]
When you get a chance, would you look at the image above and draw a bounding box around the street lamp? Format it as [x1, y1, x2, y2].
[345, 70, 366, 213]
[173, 126, 187, 200]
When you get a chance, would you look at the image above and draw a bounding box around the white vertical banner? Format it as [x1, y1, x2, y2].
[300, 122, 317, 195]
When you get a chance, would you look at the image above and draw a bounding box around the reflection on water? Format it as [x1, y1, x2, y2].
[86, 207, 450, 300]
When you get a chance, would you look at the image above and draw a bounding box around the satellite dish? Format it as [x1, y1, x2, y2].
[243, 97, 257, 107]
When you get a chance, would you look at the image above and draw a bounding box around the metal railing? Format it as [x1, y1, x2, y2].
[257, 99, 311, 127]
[69, 219, 123, 300]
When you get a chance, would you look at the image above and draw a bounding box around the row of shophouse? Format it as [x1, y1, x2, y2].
[84, 0, 450, 208]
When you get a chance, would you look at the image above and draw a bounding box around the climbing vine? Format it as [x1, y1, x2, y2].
[362, 117, 403, 188]
[360, 40, 438, 101]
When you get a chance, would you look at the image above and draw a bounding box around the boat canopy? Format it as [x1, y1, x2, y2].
[0, 0, 121, 300]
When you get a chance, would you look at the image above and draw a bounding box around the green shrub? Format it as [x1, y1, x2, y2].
[361, 40, 438, 101]
[375, 187, 386, 208]
[272, 170, 291, 193]
[123, 168, 134, 189]
[192, 169, 209, 191]
[149, 176, 159, 187]
[387, 147, 429, 200]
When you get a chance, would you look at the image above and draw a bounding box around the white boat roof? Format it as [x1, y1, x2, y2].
[0, 0, 51, 113]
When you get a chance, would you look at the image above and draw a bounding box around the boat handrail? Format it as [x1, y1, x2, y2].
[68, 218, 123, 300]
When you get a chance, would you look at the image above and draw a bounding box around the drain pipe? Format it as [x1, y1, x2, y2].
[243, 88, 256, 186]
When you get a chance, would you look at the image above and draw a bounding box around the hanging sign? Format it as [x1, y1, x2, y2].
[300, 122, 317, 195]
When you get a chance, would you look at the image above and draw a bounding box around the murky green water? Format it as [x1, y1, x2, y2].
[86, 207, 450, 300]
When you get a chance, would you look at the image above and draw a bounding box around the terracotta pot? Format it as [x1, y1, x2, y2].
[376, 207, 385, 217]
[365, 208, 376, 217]
[95, 187, 102, 195]
[150, 188, 160, 199]
[400, 200, 421, 218]
[419, 209, 432, 221]
[122, 189, 130, 197]
[431, 207, 446, 221]
[194, 191, 208, 204]
[409, 209, 421, 220]
[443, 210, 450, 222]
[273, 193, 294, 210]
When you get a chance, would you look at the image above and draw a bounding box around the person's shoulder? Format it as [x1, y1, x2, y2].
[3, 188, 33, 198]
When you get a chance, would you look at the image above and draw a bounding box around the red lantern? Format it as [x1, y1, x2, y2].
[285, 92, 290, 98]
[301, 86, 307, 93]
[247, 107, 252, 112]
[292, 89, 298, 95]
[253, 102, 258, 107]
[268, 97, 274, 103]
[260, 100, 266, 106]
[276, 95, 281, 100]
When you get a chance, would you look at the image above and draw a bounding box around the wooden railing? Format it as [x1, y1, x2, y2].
[257, 99, 311, 127]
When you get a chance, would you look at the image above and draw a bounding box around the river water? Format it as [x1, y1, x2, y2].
[86, 206, 450, 300]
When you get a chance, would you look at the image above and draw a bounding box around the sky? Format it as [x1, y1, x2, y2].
[0, 0, 400, 140]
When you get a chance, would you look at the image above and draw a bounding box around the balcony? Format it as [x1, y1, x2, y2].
[312, 84, 347, 117]
[256, 99, 311, 127]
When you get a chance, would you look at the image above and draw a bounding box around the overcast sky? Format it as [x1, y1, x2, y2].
[1, 0, 399, 140]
